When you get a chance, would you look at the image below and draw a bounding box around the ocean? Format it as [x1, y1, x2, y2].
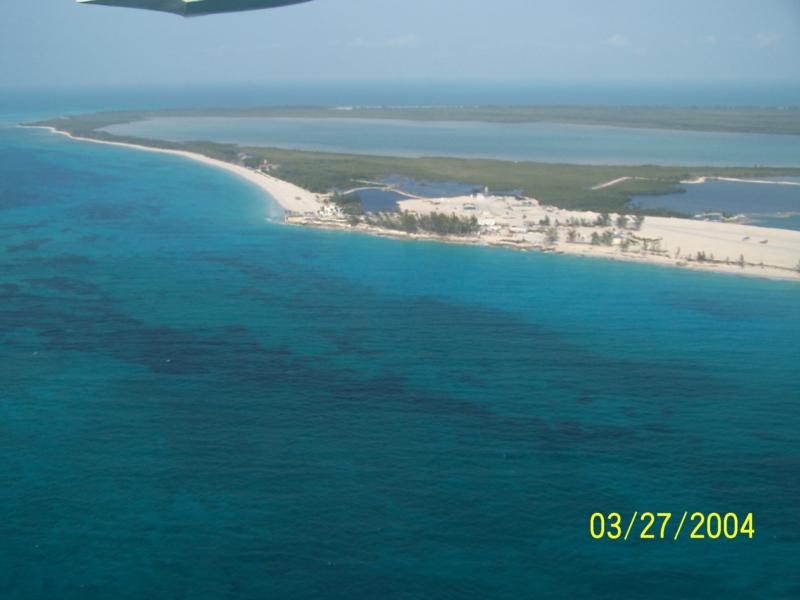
[1, 88, 800, 599]
[3, 79, 800, 112]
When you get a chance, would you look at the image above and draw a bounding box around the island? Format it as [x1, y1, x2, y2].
[24, 106, 800, 281]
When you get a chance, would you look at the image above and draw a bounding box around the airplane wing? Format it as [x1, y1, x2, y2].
[76, 0, 312, 17]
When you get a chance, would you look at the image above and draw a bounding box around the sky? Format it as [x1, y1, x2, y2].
[1, 0, 799, 87]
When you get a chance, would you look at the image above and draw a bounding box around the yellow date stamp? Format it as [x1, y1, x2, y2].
[589, 512, 755, 541]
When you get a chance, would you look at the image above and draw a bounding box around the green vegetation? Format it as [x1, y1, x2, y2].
[545, 228, 560, 244]
[364, 211, 480, 236]
[590, 231, 616, 246]
[226, 148, 799, 214]
[28, 110, 800, 215]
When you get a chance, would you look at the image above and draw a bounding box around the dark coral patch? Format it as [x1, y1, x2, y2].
[7, 238, 51, 253]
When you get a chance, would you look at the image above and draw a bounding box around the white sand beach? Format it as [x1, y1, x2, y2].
[24, 126, 323, 214]
[394, 194, 800, 280]
[27, 125, 800, 281]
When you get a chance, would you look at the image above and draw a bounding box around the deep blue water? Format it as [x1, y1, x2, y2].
[2, 98, 800, 599]
[633, 178, 800, 231]
[105, 117, 800, 167]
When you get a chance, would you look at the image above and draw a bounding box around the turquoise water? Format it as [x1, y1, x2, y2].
[2, 121, 800, 599]
[633, 178, 800, 231]
[105, 116, 800, 167]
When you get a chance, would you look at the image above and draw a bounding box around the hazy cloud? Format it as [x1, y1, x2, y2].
[384, 34, 421, 48]
[702, 35, 718, 45]
[605, 34, 630, 48]
[755, 31, 780, 47]
[347, 34, 421, 49]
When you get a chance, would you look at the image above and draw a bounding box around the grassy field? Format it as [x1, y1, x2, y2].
[31, 111, 800, 214]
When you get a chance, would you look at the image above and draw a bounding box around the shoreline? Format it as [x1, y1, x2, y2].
[288, 218, 800, 281]
[21, 125, 800, 282]
[19, 125, 324, 214]
[681, 176, 800, 186]
[286, 214, 800, 282]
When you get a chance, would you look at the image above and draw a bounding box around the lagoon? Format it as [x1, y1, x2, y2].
[633, 178, 800, 230]
[105, 116, 800, 167]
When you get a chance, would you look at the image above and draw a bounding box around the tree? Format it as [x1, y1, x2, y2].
[401, 211, 418, 233]
[545, 227, 559, 244]
[591, 232, 601, 245]
[567, 229, 578, 243]
[616, 215, 628, 229]
[241, 156, 261, 169]
[380, 211, 481, 236]
[595, 213, 611, 227]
